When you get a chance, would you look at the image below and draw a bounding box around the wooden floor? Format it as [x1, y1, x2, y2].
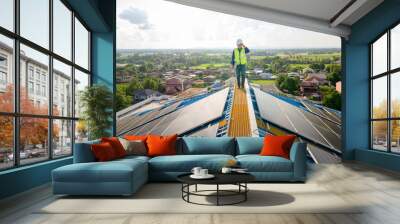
[1, 162, 400, 224]
[228, 84, 251, 137]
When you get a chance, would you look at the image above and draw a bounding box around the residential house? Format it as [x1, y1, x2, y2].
[165, 77, 192, 95]
[203, 75, 216, 83]
[133, 89, 162, 102]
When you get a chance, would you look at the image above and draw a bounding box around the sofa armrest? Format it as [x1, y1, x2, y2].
[73, 140, 100, 163]
[289, 142, 307, 181]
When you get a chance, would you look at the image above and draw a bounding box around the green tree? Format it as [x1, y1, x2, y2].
[276, 75, 299, 94]
[319, 85, 336, 96]
[143, 77, 161, 90]
[319, 85, 341, 110]
[327, 70, 341, 85]
[80, 84, 113, 139]
[322, 91, 341, 110]
[139, 62, 154, 73]
[127, 78, 143, 95]
[325, 64, 341, 73]
[263, 64, 272, 72]
[309, 63, 325, 71]
[275, 74, 286, 87]
[116, 84, 132, 111]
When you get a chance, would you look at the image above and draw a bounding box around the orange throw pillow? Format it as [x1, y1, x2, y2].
[146, 134, 178, 157]
[260, 135, 296, 159]
[91, 142, 117, 161]
[101, 137, 127, 158]
[124, 135, 148, 141]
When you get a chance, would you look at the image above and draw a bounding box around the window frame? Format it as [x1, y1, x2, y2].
[370, 21, 400, 154]
[0, 0, 92, 171]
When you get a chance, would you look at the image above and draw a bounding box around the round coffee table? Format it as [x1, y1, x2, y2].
[177, 173, 255, 206]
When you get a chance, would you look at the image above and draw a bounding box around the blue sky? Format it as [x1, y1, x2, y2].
[117, 0, 341, 49]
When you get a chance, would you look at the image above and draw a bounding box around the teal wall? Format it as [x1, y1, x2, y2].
[0, 158, 72, 199]
[343, 0, 400, 171]
[0, 0, 116, 200]
[92, 31, 116, 135]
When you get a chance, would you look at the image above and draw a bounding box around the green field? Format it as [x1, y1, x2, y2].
[250, 79, 276, 85]
[251, 55, 267, 60]
[190, 63, 229, 70]
[287, 64, 309, 71]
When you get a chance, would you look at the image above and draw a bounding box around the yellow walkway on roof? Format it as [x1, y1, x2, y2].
[228, 84, 251, 137]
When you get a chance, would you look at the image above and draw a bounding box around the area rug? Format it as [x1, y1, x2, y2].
[37, 183, 362, 214]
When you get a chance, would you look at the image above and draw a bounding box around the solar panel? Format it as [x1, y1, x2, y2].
[123, 88, 229, 136]
[252, 90, 293, 129]
[302, 100, 341, 124]
[301, 111, 341, 151]
[161, 88, 229, 135]
[307, 144, 341, 164]
[116, 102, 180, 135]
[254, 88, 341, 152]
[322, 107, 341, 123]
[189, 124, 219, 137]
[278, 99, 336, 148]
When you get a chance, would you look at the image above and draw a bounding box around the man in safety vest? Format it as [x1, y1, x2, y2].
[231, 39, 250, 88]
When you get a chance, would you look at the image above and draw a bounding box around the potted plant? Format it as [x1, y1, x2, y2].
[80, 84, 113, 140]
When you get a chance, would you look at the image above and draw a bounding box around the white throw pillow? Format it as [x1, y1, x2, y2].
[118, 138, 147, 156]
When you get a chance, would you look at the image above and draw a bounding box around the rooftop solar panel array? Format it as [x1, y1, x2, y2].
[307, 144, 341, 163]
[189, 124, 219, 137]
[123, 88, 229, 136]
[302, 100, 341, 124]
[253, 88, 341, 153]
[117, 102, 180, 135]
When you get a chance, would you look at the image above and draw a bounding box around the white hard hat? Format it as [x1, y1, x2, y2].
[236, 39, 243, 45]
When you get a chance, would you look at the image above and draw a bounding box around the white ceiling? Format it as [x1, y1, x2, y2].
[166, 0, 384, 38]
[226, 0, 352, 22]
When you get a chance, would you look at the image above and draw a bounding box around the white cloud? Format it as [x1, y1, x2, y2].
[119, 7, 152, 30]
[117, 0, 341, 49]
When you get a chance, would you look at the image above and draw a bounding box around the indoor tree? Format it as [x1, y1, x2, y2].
[80, 84, 113, 140]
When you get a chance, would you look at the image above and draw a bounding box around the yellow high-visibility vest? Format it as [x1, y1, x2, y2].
[234, 48, 247, 65]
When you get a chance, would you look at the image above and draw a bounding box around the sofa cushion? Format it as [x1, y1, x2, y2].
[236, 137, 263, 155]
[101, 137, 127, 158]
[147, 134, 178, 157]
[91, 142, 118, 162]
[119, 138, 147, 156]
[53, 159, 147, 183]
[181, 137, 235, 155]
[236, 155, 293, 172]
[149, 154, 235, 172]
[73, 140, 100, 163]
[124, 135, 148, 142]
[260, 135, 296, 159]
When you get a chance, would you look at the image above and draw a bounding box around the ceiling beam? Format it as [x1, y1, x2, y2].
[330, 0, 368, 28]
[166, 0, 351, 38]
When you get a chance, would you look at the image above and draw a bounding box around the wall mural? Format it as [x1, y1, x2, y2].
[114, 0, 342, 163]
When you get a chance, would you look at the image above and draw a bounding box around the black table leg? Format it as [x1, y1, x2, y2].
[216, 184, 219, 206]
[180, 182, 251, 206]
[187, 184, 190, 202]
[245, 183, 247, 201]
[181, 184, 183, 199]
